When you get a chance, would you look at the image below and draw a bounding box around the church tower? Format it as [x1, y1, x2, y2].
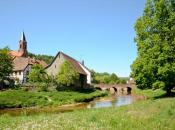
[18, 32, 28, 57]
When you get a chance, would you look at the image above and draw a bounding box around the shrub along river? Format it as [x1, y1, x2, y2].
[0, 94, 145, 116]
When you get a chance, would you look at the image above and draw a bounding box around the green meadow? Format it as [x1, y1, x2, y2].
[0, 89, 107, 108]
[0, 89, 175, 130]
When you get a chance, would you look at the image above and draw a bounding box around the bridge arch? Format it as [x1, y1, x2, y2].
[112, 87, 118, 92]
[126, 86, 132, 94]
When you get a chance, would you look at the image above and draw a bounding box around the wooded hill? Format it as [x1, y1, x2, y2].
[28, 52, 54, 64]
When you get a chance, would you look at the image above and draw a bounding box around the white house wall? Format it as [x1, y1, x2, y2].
[11, 71, 24, 84]
[10, 65, 32, 84]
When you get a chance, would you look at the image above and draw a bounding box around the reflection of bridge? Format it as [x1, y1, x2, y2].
[94, 84, 132, 95]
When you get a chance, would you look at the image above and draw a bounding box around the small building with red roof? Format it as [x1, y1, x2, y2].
[9, 32, 47, 84]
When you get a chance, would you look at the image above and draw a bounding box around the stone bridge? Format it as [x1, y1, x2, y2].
[94, 84, 132, 95]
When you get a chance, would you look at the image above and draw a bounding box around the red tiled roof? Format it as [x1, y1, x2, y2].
[36, 60, 48, 68]
[10, 51, 24, 57]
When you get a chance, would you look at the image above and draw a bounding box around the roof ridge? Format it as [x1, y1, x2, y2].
[60, 52, 80, 63]
[45, 51, 88, 75]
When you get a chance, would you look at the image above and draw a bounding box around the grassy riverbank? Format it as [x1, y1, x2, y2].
[0, 89, 107, 108]
[0, 89, 175, 130]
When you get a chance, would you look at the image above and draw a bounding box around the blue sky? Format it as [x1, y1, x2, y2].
[0, 0, 146, 77]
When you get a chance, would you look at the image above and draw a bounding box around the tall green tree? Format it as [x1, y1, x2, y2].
[56, 61, 79, 87]
[110, 73, 119, 84]
[131, 0, 175, 94]
[0, 47, 13, 84]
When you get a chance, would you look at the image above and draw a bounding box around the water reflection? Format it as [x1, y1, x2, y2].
[88, 95, 134, 108]
[0, 95, 144, 116]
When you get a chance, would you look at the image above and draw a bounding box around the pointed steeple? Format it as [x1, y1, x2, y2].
[19, 31, 28, 57]
[20, 31, 26, 42]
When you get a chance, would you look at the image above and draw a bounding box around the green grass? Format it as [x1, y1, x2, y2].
[0, 93, 175, 130]
[0, 89, 175, 130]
[132, 88, 166, 99]
[0, 89, 107, 108]
[133, 88, 175, 99]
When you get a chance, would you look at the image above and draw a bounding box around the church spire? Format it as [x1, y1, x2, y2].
[19, 31, 28, 57]
[20, 31, 26, 41]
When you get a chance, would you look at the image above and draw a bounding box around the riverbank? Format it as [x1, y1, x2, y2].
[0, 89, 107, 109]
[0, 89, 175, 130]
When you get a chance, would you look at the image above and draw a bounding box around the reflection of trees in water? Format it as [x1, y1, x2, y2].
[90, 95, 134, 108]
[116, 96, 133, 106]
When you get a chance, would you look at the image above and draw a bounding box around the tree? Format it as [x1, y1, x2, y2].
[0, 47, 13, 85]
[28, 64, 48, 83]
[110, 73, 119, 84]
[91, 70, 125, 84]
[131, 0, 175, 94]
[28, 52, 54, 64]
[56, 61, 79, 87]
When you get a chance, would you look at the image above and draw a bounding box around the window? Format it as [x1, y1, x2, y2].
[55, 65, 56, 68]
[19, 71, 21, 75]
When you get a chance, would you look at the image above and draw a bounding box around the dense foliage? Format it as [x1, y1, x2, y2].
[28, 64, 48, 83]
[91, 70, 127, 84]
[131, 0, 175, 94]
[0, 47, 13, 84]
[56, 61, 79, 87]
[28, 52, 54, 64]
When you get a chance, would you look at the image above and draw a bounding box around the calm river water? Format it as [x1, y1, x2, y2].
[0, 95, 145, 116]
[88, 95, 135, 108]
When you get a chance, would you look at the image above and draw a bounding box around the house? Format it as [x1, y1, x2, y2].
[11, 57, 32, 84]
[45, 52, 91, 88]
[8, 32, 91, 86]
[9, 32, 47, 84]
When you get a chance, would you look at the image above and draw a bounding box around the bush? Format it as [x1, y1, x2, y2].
[37, 83, 48, 92]
[153, 81, 165, 90]
[56, 61, 79, 87]
[28, 64, 48, 83]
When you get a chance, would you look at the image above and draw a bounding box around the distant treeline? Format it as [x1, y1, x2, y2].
[28, 52, 54, 64]
[91, 70, 128, 84]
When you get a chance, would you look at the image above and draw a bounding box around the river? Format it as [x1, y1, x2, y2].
[88, 95, 136, 108]
[0, 94, 145, 116]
